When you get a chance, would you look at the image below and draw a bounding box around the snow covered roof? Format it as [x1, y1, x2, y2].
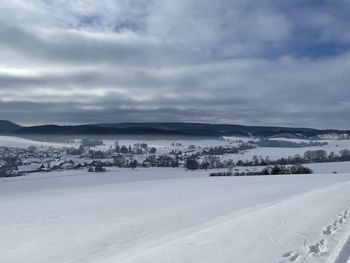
[50, 161, 63, 167]
[17, 164, 43, 173]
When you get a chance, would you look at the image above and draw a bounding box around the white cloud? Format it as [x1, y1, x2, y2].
[0, 0, 349, 128]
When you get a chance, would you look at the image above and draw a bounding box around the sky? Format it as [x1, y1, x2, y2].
[0, 0, 350, 128]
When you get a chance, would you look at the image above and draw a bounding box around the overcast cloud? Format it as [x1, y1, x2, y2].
[0, 0, 349, 128]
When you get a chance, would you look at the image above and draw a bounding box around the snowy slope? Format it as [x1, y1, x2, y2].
[0, 135, 75, 148]
[1, 169, 350, 263]
[306, 161, 350, 174]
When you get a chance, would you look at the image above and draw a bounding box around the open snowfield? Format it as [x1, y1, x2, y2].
[1, 135, 350, 262]
[223, 139, 350, 163]
[218, 161, 350, 175]
[0, 135, 229, 149]
[235, 140, 350, 162]
[1, 168, 350, 263]
[0, 135, 76, 148]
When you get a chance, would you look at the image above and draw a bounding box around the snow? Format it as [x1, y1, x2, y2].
[0, 135, 231, 154]
[305, 161, 350, 174]
[0, 135, 75, 148]
[1, 169, 350, 263]
[17, 163, 42, 173]
[91, 138, 230, 153]
[1, 135, 350, 262]
[207, 161, 350, 175]
[222, 140, 350, 162]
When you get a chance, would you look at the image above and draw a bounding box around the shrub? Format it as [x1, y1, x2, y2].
[185, 156, 199, 170]
[209, 171, 233, 176]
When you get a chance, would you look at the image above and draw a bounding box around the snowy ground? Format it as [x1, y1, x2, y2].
[306, 162, 350, 174]
[1, 135, 350, 262]
[0, 135, 75, 148]
[233, 140, 350, 162]
[1, 168, 350, 263]
[229, 161, 350, 174]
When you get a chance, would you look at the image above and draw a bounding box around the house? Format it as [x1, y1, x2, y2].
[17, 163, 44, 174]
[112, 154, 127, 166]
[142, 160, 152, 167]
[61, 160, 75, 170]
[49, 160, 63, 170]
[73, 162, 83, 169]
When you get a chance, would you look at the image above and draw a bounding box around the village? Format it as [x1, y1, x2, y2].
[0, 137, 258, 177]
[0, 139, 156, 176]
[1, 136, 348, 177]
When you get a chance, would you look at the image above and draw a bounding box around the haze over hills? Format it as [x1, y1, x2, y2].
[0, 120, 349, 138]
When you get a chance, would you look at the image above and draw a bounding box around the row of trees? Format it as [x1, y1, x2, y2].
[256, 140, 328, 148]
[234, 150, 350, 167]
[184, 149, 350, 170]
[304, 149, 350, 162]
[114, 142, 157, 155]
[109, 148, 349, 171]
[209, 165, 313, 177]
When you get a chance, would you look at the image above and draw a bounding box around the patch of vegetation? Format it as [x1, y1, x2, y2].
[209, 165, 313, 177]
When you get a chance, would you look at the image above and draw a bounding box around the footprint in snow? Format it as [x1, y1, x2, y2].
[282, 251, 300, 262]
[322, 225, 333, 236]
[308, 239, 327, 256]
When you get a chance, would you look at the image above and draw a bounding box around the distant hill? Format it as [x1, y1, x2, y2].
[95, 122, 321, 137]
[12, 125, 187, 136]
[1, 120, 349, 138]
[0, 120, 22, 134]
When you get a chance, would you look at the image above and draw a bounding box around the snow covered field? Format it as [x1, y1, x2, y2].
[0, 135, 75, 148]
[234, 140, 350, 162]
[231, 161, 350, 175]
[1, 135, 350, 262]
[1, 168, 350, 263]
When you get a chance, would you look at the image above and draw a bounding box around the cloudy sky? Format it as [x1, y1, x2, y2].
[0, 0, 349, 128]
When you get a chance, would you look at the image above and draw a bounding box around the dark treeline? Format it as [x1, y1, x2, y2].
[202, 143, 255, 155]
[185, 149, 350, 170]
[95, 149, 350, 171]
[209, 165, 313, 177]
[235, 149, 350, 167]
[256, 140, 328, 148]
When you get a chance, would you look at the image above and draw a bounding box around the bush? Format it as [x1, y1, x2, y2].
[209, 171, 233, 176]
[290, 165, 313, 174]
[262, 165, 313, 175]
[185, 156, 199, 170]
[88, 162, 106, 172]
[149, 147, 157, 154]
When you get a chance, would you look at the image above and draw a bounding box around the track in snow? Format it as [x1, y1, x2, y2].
[279, 206, 350, 263]
[1, 170, 350, 263]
